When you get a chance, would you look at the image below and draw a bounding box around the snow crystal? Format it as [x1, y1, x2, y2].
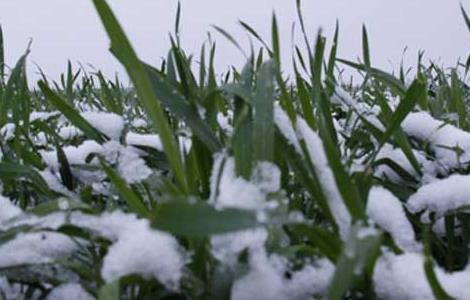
[402, 112, 470, 171]
[0, 195, 22, 223]
[0, 232, 77, 268]
[126, 132, 163, 151]
[81, 111, 124, 140]
[40, 140, 102, 171]
[0, 123, 15, 141]
[131, 118, 148, 128]
[58, 125, 82, 140]
[408, 174, 470, 220]
[375, 144, 437, 183]
[30, 111, 60, 122]
[296, 118, 351, 239]
[39, 169, 75, 197]
[47, 283, 94, 300]
[117, 146, 153, 184]
[102, 141, 153, 184]
[367, 187, 421, 252]
[231, 249, 334, 300]
[211, 228, 268, 266]
[209, 154, 280, 211]
[71, 212, 186, 290]
[374, 252, 470, 300]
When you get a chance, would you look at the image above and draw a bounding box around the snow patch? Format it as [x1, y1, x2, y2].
[81, 111, 124, 140]
[71, 212, 186, 290]
[367, 187, 421, 252]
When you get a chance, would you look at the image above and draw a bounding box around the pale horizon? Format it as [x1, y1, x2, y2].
[0, 0, 468, 83]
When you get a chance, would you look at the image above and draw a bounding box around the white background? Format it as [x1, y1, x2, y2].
[0, 0, 468, 83]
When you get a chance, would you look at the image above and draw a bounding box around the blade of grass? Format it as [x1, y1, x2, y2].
[253, 60, 276, 163]
[152, 201, 260, 236]
[328, 224, 382, 300]
[100, 159, 149, 218]
[91, 0, 188, 192]
[0, 25, 4, 81]
[337, 59, 407, 97]
[143, 65, 222, 153]
[450, 69, 468, 130]
[461, 4, 470, 33]
[379, 78, 426, 147]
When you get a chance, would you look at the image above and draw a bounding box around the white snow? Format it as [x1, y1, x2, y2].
[81, 111, 124, 140]
[209, 154, 280, 211]
[0, 232, 77, 268]
[71, 211, 186, 290]
[407, 174, 470, 220]
[47, 283, 94, 300]
[367, 187, 421, 252]
[40, 140, 102, 171]
[39, 169, 75, 197]
[131, 118, 148, 128]
[296, 118, 351, 239]
[231, 249, 334, 300]
[0, 123, 15, 141]
[374, 251, 470, 300]
[211, 228, 268, 266]
[126, 132, 163, 151]
[58, 125, 82, 140]
[40, 140, 152, 185]
[30, 111, 60, 122]
[375, 144, 437, 183]
[402, 111, 470, 171]
[101, 141, 153, 184]
[0, 195, 22, 223]
[0, 195, 22, 224]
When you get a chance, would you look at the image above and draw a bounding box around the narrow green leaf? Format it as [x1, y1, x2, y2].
[337, 59, 407, 96]
[461, 4, 470, 33]
[423, 226, 454, 300]
[92, 0, 187, 192]
[0, 25, 4, 81]
[326, 21, 339, 94]
[100, 159, 149, 218]
[450, 69, 468, 130]
[174, 1, 182, 44]
[144, 65, 221, 153]
[379, 78, 426, 146]
[239, 21, 273, 55]
[0, 162, 54, 198]
[29, 198, 91, 216]
[328, 224, 382, 300]
[362, 25, 371, 67]
[0, 51, 28, 128]
[288, 224, 342, 262]
[212, 25, 246, 58]
[152, 201, 260, 236]
[253, 60, 276, 163]
[56, 143, 75, 191]
[271, 13, 281, 67]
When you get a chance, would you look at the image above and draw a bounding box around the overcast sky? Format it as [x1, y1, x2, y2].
[0, 0, 468, 83]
